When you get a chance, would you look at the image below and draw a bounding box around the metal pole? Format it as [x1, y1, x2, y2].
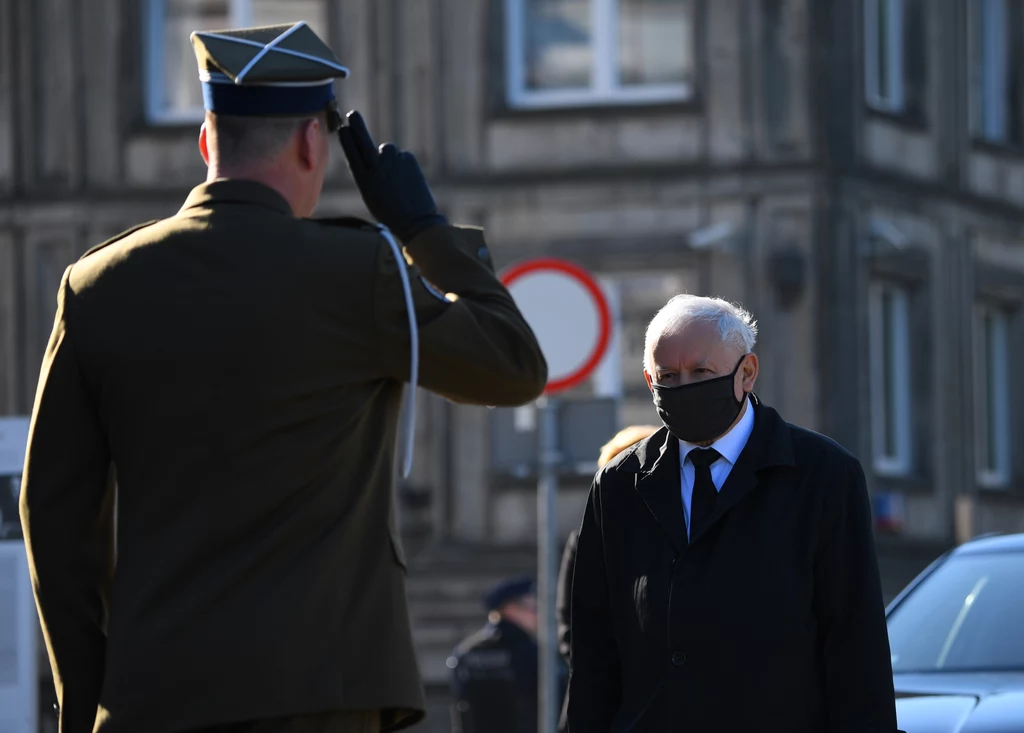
[537, 396, 560, 733]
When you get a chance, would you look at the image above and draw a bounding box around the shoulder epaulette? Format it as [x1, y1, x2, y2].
[79, 220, 160, 261]
[311, 215, 377, 232]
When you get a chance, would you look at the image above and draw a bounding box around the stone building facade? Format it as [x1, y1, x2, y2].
[3, 0, 1024, 728]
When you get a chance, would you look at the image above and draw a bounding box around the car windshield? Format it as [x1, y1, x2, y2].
[887, 551, 1024, 673]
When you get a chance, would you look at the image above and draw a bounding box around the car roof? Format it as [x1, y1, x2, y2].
[953, 532, 1024, 555]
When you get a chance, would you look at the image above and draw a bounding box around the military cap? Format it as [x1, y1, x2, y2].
[190, 21, 348, 120]
[483, 576, 536, 611]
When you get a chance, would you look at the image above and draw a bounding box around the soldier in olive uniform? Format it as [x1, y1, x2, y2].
[448, 577, 567, 733]
[19, 22, 546, 733]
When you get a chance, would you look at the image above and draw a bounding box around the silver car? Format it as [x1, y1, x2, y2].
[887, 533, 1024, 733]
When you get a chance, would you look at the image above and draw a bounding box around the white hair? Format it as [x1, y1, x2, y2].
[643, 294, 758, 372]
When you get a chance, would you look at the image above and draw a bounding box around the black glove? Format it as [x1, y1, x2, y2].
[338, 110, 447, 243]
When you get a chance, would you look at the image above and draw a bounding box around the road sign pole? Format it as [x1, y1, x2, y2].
[537, 395, 560, 733]
[499, 258, 613, 733]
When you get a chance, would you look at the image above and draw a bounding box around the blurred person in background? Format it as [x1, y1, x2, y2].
[19, 21, 545, 733]
[567, 294, 899, 732]
[555, 425, 658, 732]
[0, 475, 22, 539]
[448, 576, 567, 733]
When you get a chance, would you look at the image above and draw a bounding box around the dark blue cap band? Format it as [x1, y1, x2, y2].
[483, 576, 536, 611]
[201, 80, 336, 116]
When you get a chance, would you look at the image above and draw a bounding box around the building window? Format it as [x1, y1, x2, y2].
[505, 0, 696, 109]
[144, 0, 329, 124]
[869, 283, 913, 476]
[974, 306, 1012, 487]
[864, 0, 905, 112]
[969, 0, 1024, 145]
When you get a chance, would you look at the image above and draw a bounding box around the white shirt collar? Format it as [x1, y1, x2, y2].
[678, 396, 756, 467]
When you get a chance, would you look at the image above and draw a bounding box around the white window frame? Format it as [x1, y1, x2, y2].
[974, 305, 1012, 488]
[869, 282, 913, 476]
[970, 0, 1010, 143]
[863, 0, 905, 113]
[145, 0, 314, 124]
[505, 0, 695, 109]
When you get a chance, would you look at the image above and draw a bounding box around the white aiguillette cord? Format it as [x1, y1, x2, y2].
[376, 224, 418, 479]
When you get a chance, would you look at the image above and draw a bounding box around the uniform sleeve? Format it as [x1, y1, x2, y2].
[567, 482, 621, 731]
[19, 266, 115, 733]
[372, 224, 547, 405]
[813, 457, 899, 733]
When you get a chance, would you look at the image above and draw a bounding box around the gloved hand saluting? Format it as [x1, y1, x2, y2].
[338, 110, 447, 243]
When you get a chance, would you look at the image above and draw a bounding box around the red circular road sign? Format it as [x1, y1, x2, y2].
[501, 257, 613, 395]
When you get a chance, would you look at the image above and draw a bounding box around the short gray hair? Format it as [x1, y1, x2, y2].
[208, 112, 315, 167]
[643, 294, 758, 372]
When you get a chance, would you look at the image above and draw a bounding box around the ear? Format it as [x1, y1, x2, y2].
[198, 122, 210, 165]
[737, 353, 759, 397]
[298, 117, 321, 171]
[644, 370, 654, 393]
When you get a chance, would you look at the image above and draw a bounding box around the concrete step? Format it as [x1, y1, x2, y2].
[405, 578, 500, 602]
[411, 625, 466, 645]
[408, 602, 483, 624]
[408, 543, 537, 571]
[412, 624, 480, 645]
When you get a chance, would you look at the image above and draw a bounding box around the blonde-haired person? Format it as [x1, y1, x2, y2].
[555, 424, 659, 732]
[597, 424, 661, 469]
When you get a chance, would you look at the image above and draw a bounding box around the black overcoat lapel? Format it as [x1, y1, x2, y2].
[634, 428, 688, 555]
[688, 396, 797, 545]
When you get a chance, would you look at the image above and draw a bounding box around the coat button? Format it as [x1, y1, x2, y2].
[671, 651, 686, 666]
[477, 246, 490, 261]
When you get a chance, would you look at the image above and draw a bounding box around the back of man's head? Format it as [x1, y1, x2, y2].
[200, 110, 331, 218]
[189, 22, 347, 216]
[205, 112, 310, 169]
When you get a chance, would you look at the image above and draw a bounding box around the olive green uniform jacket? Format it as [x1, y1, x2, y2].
[19, 180, 547, 733]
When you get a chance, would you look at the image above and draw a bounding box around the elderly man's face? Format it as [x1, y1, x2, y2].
[644, 319, 758, 397]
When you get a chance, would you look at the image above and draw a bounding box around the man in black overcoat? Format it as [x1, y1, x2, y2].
[567, 294, 900, 732]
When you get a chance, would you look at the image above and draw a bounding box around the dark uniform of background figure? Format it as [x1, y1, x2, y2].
[0, 475, 21, 539]
[19, 21, 546, 733]
[449, 577, 567, 733]
[555, 425, 658, 733]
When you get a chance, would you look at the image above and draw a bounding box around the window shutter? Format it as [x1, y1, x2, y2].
[491, 0, 511, 111]
[1007, 0, 1024, 145]
[902, 0, 927, 121]
[762, 0, 794, 150]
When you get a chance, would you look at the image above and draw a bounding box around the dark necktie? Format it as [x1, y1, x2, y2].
[688, 448, 721, 539]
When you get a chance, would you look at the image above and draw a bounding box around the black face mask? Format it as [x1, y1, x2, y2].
[651, 355, 749, 443]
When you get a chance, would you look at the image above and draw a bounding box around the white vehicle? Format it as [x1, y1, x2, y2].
[0, 415, 36, 733]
